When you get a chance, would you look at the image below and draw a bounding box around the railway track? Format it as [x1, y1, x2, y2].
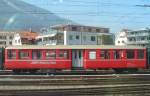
[0, 74, 149, 95]
[0, 84, 150, 96]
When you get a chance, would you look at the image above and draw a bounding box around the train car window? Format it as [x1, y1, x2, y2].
[100, 50, 110, 59]
[114, 50, 120, 59]
[32, 50, 42, 59]
[137, 50, 144, 59]
[45, 50, 56, 59]
[58, 50, 68, 59]
[19, 50, 29, 59]
[114, 50, 123, 59]
[126, 50, 134, 59]
[7, 50, 16, 59]
[89, 51, 96, 59]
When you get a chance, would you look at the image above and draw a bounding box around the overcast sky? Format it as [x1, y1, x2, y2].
[22, 0, 150, 33]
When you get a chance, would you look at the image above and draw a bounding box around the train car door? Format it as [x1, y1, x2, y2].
[72, 50, 83, 68]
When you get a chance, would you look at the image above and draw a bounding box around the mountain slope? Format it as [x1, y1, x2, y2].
[0, 0, 71, 32]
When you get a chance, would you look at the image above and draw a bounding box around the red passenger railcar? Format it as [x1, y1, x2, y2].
[4, 45, 146, 73]
[84, 47, 146, 70]
[5, 46, 72, 72]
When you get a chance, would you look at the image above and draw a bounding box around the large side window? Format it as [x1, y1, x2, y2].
[137, 50, 144, 59]
[89, 51, 96, 60]
[45, 50, 56, 59]
[100, 50, 110, 59]
[19, 50, 30, 59]
[58, 50, 69, 59]
[32, 50, 42, 59]
[7, 50, 16, 59]
[126, 50, 134, 59]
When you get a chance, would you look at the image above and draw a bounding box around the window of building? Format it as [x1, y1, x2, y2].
[32, 50, 42, 59]
[126, 50, 134, 59]
[9, 36, 13, 39]
[122, 40, 125, 43]
[76, 35, 79, 40]
[118, 41, 120, 43]
[141, 37, 145, 40]
[0, 41, 5, 45]
[91, 36, 95, 41]
[100, 50, 110, 59]
[69, 35, 73, 40]
[96, 29, 100, 32]
[72, 27, 77, 31]
[104, 29, 109, 33]
[89, 51, 96, 59]
[0, 36, 6, 40]
[0, 42, 3, 44]
[45, 50, 56, 59]
[19, 50, 29, 59]
[88, 28, 92, 32]
[58, 50, 68, 59]
[9, 41, 12, 45]
[137, 50, 144, 59]
[7, 50, 16, 59]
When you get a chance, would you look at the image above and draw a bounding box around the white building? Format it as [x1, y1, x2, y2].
[37, 24, 114, 45]
[115, 28, 150, 47]
[0, 32, 15, 46]
[115, 29, 128, 46]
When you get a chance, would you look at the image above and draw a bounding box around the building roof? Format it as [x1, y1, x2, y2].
[6, 45, 145, 49]
[51, 24, 109, 30]
[18, 31, 39, 39]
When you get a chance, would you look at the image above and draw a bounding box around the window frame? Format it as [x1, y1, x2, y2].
[100, 50, 110, 59]
[57, 50, 69, 59]
[137, 49, 144, 59]
[32, 50, 42, 60]
[7, 49, 17, 59]
[113, 50, 124, 59]
[91, 36, 96, 41]
[19, 50, 30, 59]
[45, 49, 56, 59]
[89, 50, 96, 60]
[126, 49, 135, 59]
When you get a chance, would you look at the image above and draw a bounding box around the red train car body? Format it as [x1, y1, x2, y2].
[4, 45, 146, 72]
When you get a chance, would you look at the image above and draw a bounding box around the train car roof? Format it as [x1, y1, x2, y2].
[5, 45, 145, 49]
